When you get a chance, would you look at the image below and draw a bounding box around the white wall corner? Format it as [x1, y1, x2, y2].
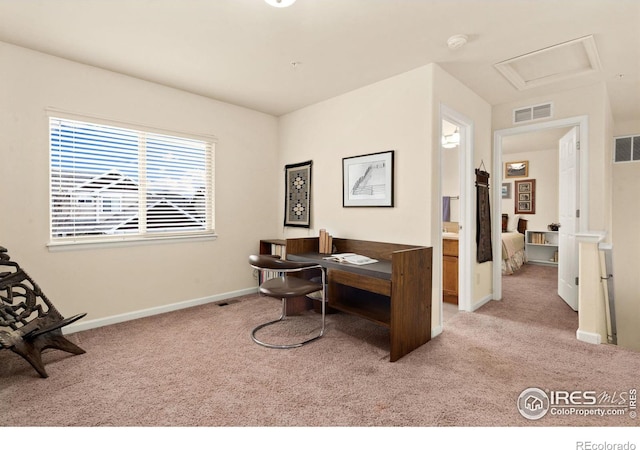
[576, 329, 602, 345]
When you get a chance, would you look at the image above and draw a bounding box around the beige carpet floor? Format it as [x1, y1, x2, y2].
[1, 264, 638, 429]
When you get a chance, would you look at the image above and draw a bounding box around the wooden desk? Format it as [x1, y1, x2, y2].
[286, 237, 432, 362]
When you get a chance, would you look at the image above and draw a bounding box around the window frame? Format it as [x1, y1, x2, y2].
[47, 111, 217, 250]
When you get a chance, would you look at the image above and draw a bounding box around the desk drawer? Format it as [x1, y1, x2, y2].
[329, 269, 391, 297]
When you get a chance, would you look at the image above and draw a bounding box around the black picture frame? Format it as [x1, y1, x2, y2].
[342, 150, 394, 207]
[284, 160, 312, 227]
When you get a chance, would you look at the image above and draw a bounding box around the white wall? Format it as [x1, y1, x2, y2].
[493, 83, 611, 232]
[278, 65, 437, 324]
[611, 119, 640, 351]
[0, 42, 279, 327]
[278, 63, 493, 333]
[278, 65, 433, 245]
[501, 147, 559, 231]
[432, 65, 493, 305]
[492, 82, 640, 350]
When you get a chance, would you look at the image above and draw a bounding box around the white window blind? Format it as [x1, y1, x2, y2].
[50, 117, 214, 243]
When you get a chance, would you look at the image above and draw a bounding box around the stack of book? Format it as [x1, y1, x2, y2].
[529, 232, 547, 244]
[270, 242, 286, 259]
[319, 229, 333, 254]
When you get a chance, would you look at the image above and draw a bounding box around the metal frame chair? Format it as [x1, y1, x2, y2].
[249, 254, 326, 349]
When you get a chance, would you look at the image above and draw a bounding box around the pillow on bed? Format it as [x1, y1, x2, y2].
[508, 214, 520, 232]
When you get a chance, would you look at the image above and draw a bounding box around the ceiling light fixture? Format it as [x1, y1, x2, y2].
[442, 128, 460, 149]
[265, 0, 296, 7]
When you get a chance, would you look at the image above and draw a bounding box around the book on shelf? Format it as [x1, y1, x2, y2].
[270, 242, 286, 258]
[529, 232, 547, 244]
[322, 253, 378, 265]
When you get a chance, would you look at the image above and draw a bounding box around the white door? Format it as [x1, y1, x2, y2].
[558, 127, 580, 310]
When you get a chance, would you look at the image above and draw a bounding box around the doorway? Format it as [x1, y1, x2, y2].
[492, 116, 589, 304]
[440, 105, 473, 323]
[441, 118, 460, 318]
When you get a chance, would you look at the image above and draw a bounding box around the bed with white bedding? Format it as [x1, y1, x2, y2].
[501, 231, 526, 275]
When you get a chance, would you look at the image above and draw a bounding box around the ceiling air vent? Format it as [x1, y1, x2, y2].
[614, 135, 640, 163]
[513, 102, 553, 124]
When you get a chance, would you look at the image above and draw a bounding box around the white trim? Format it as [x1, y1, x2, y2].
[492, 115, 589, 301]
[575, 231, 607, 244]
[62, 287, 258, 335]
[47, 232, 218, 251]
[576, 329, 602, 345]
[431, 324, 443, 338]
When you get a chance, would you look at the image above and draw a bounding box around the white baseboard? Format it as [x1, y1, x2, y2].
[63, 287, 258, 335]
[576, 329, 602, 345]
[470, 293, 493, 312]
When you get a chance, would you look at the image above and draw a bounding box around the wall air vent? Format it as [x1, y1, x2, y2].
[513, 102, 553, 124]
[614, 135, 640, 163]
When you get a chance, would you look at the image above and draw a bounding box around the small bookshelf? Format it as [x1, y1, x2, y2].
[257, 239, 287, 284]
[259, 239, 287, 259]
[525, 230, 559, 266]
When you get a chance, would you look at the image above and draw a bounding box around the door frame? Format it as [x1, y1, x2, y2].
[440, 104, 472, 315]
[492, 115, 589, 300]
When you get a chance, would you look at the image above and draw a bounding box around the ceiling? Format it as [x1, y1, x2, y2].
[0, 0, 638, 120]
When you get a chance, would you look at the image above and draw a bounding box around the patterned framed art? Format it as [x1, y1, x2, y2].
[284, 160, 312, 227]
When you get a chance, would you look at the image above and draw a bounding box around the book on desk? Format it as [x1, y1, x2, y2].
[322, 253, 378, 265]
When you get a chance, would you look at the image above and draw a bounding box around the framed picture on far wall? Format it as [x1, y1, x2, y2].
[514, 179, 536, 214]
[502, 182, 512, 199]
[505, 160, 529, 178]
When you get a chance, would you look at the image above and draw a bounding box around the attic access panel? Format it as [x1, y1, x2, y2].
[495, 35, 602, 91]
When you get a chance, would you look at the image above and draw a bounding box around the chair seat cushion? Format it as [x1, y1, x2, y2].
[260, 276, 322, 298]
